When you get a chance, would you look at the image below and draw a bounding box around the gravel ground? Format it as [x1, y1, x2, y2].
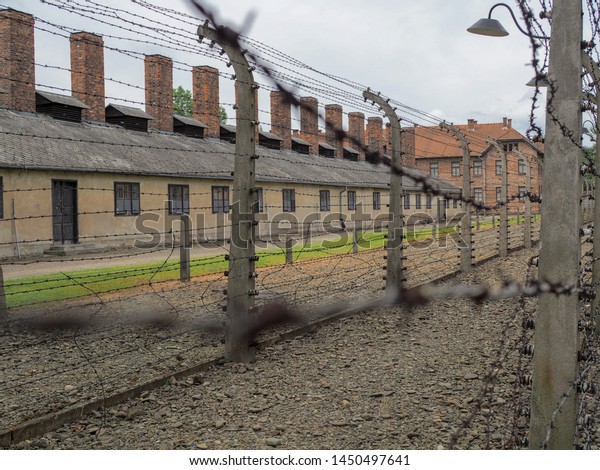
[2, 224, 560, 449]
[10, 245, 583, 449]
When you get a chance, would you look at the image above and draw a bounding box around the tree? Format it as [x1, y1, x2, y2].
[173, 86, 192, 117]
[173, 86, 228, 124]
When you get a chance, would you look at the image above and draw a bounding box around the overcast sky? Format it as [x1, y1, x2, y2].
[3, 0, 558, 135]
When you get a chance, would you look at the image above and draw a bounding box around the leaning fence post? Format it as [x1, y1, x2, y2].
[0, 265, 7, 329]
[352, 225, 359, 254]
[440, 122, 472, 272]
[489, 140, 508, 257]
[364, 89, 404, 291]
[476, 212, 481, 231]
[431, 220, 437, 240]
[285, 237, 293, 265]
[198, 22, 257, 363]
[524, 157, 532, 249]
[180, 214, 191, 282]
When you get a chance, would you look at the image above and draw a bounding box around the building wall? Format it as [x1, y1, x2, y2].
[0, 168, 461, 258]
[414, 144, 541, 213]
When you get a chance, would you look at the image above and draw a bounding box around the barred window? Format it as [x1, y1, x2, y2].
[404, 193, 411, 210]
[496, 187, 502, 202]
[283, 189, 295, 212]
[426, 194, 432, 209]
[474, 187, 484, 203]
[212, 186, 229, 213]
[320, 190, 330, 212]
[415, 194, 422, 210]
[347, 191, 356, 211]
[114, 182, 140, 216]
[373, 192, 381, 210]
[168, 184, 189, 214]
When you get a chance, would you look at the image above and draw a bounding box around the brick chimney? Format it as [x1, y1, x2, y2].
[270, 90, 291, 150]
[192, 65, 219, 138]
[502, 116, 512, 129]
[467, 118, 477, 131]
[300, 96, 318, 154]
[348, 112, 365, 161]
[401, 126, 416, 168]
[145, 54, 173, 132]
[366, 117, 384, 160]
[70, 32, 105, 122]
[0, 9, 35, 113]
[325, 104, 343, 159]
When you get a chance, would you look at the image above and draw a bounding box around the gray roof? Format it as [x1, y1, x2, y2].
[260, 130, 282, 141]
[344, 146, 360, 155]
[0, 109, 460, 193]
[291, 137, 310, 146]
[220, 124, 236, 133]
[173, 114, 208, 128]
[106, 104, 154, 120]
[36, 91, 89, 109]
[319, 142, 336, 151]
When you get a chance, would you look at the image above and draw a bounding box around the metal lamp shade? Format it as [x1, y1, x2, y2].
[467, 18, 509, 37]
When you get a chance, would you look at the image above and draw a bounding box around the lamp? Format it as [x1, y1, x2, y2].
[467, 3, 550, 40]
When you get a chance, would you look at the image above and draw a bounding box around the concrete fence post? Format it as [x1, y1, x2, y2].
[530, 0, 583, 449]
[198, 22, 257, 363]
[180, 214, 191, 282]
[489, 140, 508, 258]
[0, 265, 7, 329]
[440, 122, 472, 272]
[364, 89, 404, 291]
[285, 237, 293, 265]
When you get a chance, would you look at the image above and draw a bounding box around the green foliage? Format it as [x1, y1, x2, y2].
[173, 86, 228, 125]
[173, 86, 192, 117]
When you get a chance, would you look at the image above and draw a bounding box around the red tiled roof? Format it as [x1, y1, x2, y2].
[413, 121, 540, 159]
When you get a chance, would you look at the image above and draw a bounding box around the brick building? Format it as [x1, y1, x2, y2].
[405, 118, 543, 213]
[0, 8, 461, 258]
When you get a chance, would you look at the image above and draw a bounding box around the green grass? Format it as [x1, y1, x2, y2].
[5, 216, 538, 309]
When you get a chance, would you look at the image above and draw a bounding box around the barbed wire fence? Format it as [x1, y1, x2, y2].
[0, 0, 597, 450]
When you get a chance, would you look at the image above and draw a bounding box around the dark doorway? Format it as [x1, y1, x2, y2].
[436, 198, 447, 223]
[52, 180, 78, 244]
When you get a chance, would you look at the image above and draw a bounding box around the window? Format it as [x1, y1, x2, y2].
[404, 194, 411, 210]
[496, 187, 502, 202]
[426, 194, 432, 209]
[444, 199, 449, 209]
[253, 187, 263, 213]
[495, 160, 502, 175]
[373, 191, 381, 210]
[0, 177, 3, 219]
[503, 143, 518, 152]
[211, 186, 229, 213]
[114, 182, 140, 216]
[474, 188, 484, 203]
[283, 188, 295, 212]
[518, 159, 526, 175]
[451, 161, 461, 177]
[415, 194, 422, 210]
[453, 198, 458, 209]
[320, 190, 330, 211]
[473, 160, 482, 176]
[348, 191, 356, 211]
[430, 162, 438, 177]
[168, 184, 189, 214]
[519, 186, 527, 202]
